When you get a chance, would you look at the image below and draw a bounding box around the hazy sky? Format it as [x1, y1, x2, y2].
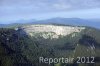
[0, 0, 100, 23]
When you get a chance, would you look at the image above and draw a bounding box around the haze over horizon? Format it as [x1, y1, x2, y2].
[0, 0, 100, 24]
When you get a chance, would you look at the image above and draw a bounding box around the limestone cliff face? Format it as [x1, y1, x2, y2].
[21, 24, 85, 39]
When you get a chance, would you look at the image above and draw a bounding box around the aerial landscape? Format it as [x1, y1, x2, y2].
[0, 0, 100, 66]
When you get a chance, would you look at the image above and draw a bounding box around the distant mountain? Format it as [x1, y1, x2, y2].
[0, 19, 36, 28]
[0, 20, 33, 28]
[14, 19, 37, 24]
[0, 23, 24, 28]
[31, 18, 100, 29]
[90, 18, 100, 22]
[0, 18, 100, 29]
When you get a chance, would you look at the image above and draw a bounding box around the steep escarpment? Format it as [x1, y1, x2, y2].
[22, 25, 85, 39]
